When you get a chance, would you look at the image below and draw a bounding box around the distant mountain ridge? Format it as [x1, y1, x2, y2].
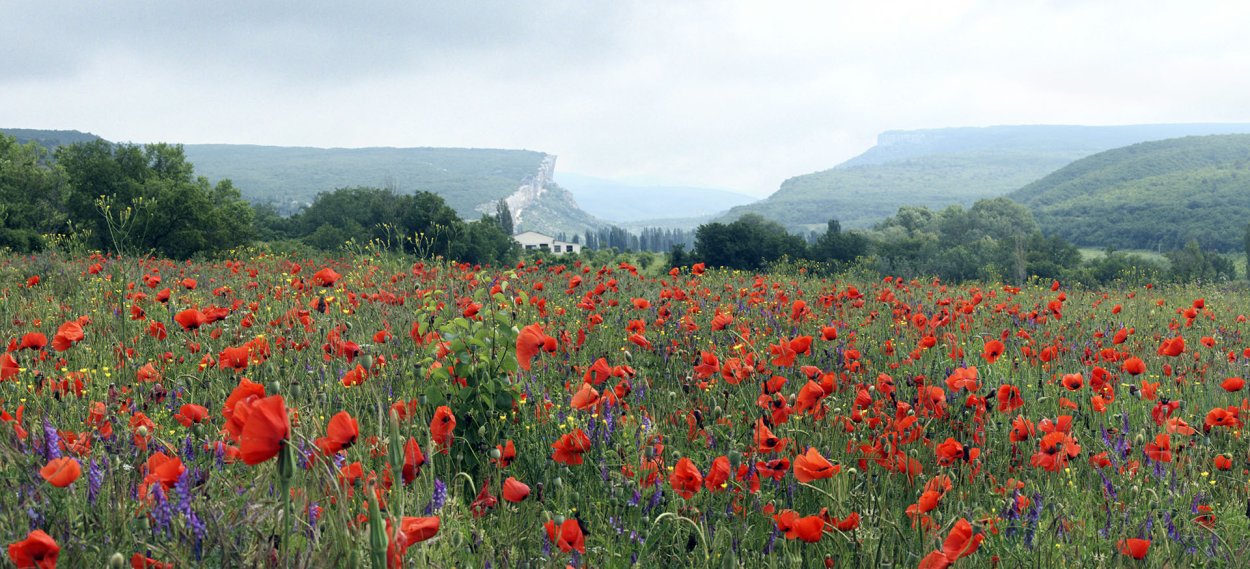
[722, 123, 1250, 230]
[1008, 134, 1250, 252]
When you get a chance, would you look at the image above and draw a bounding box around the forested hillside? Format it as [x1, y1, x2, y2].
[1010, 134, 1250, 251]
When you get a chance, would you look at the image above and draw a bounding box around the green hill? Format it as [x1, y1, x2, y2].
[1, 128, 102, 151]
[182, 145, 606, 235]
[0, 128, 606, 235]
[722, 124, 1250, 231]
[1009, 134, 1250, 252]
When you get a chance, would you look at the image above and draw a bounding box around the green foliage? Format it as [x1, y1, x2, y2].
[868, 199, 1039, 282]
[1165, 239, 1236, 283]
[0, 134, 68, 251]
[809, 218, 869, 265]
[55, 140, 254, 258]
[1011, 134, 1250, 251]
[494, 199, 514, 236]
[287, 186, 517, 265]
[692, 214, 807, 271]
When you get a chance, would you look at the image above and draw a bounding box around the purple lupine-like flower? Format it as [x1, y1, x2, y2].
[87, 457, 104, 505]
[1023, 492, 1043, 549]
[423, 478, 448, 514]
[1165, 511, 1179, 541]
[42, 419, 61, 460]
[309, 502, 322, 533]
[643, 487, 663, 515]
[627, 488, 641, 507]
[1098, 471, 1118, 500]
[174, 471, 194, 514]
[764, 527, 778, 554]
[152, 486, 173, 536]
[26, 507, 43, 530]
[185, 508, 206, 560]
[182, 434, 195, 462]
[542, 530, 552, 557]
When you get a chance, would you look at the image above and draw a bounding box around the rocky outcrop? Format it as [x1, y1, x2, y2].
[477, 154, 557, 226]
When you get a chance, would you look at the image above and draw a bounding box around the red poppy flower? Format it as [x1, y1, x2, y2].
[981, 340, 1005, 363]
[1122, 357, 1146, 376]
[51, 321, 84, 351]
[543, 519, 586, 553]
[502, 477, 530, 502]
[669, 457, 703, 499]
[1221, 377, 1245, 392]
[387, 515, 440, 565]
[316, 411, 359, 455]
[174, 309, 208, 332]
[1, 353, 20, 382]
[794, 447, 837, 483]
[7, 529, 59, 569]
[130, 553, 174, 569]
[704, 456, 731, 492]
[516, 324, 553, 371]
[173, 404, 208, 428]
[1118, 538, 1150, 559]
[1157, 337, 1185, 357]
[218, 346, 250, 371]
[40, 457, 81, 488]
[996, 384, 1023, 413]
[312, 268, 341, 287]
[551, 429, 592, 465]
[392, 437, 423, 485]
[135, 362, 161, 383]
[19, 333, 46, 351]
[1144, 434, 1172, 463]
[429, 406, 456, 453]
[239, 395, 289, 465]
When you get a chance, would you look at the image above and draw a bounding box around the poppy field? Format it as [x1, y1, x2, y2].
[3, 252, 1250, 568]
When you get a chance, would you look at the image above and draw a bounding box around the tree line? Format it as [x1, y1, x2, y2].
[0, 134, 518, 264]
[683, 198, 1239, 285]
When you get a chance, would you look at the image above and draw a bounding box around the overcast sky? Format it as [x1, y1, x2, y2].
[3, 1, 1249, 196]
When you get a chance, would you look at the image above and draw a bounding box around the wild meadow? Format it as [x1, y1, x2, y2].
[2, 251, 1248, 568]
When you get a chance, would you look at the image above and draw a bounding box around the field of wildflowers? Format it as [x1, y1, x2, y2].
[2, 252, 1248, 568]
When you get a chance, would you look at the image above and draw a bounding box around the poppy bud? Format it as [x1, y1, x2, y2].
[268, 381, 282, 394]
[729, 452, 741, 469]
[623, 350, 633, 362]
[554, 514, 565, 525]
[109, 553, 125, 568]
[136, 426, 149, 438]
[553, 477, 563, 489]
[490, 448, 502, 459]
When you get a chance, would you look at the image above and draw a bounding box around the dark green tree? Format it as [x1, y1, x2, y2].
[693, 214, 807, 270]
[0, 134, 67, 251]
[495, 199, 515, 236]
[810, 219, 868, 264]
[57, 140, 253, 258]
[1244, 223, 1250, 283]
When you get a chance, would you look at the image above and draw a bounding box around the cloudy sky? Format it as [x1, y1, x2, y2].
[3, 1, 1249, 196]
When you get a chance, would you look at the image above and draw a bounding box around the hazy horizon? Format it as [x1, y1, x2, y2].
[4, 1, 1250, 197]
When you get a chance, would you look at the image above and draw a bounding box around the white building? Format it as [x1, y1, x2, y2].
[513, 231, 583, 254]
